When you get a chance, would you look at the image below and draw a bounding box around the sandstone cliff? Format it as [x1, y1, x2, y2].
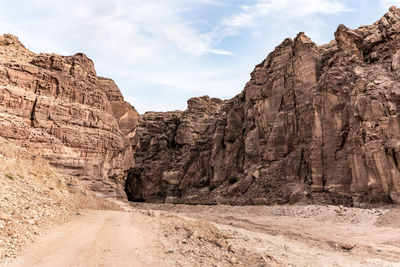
[0, 34, 138, 197]
[126, 7, 400, 206]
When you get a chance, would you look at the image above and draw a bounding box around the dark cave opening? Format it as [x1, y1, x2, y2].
[124, 170, 145, 202]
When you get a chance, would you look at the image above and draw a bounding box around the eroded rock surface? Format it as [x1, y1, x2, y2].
[127, 7, 400, 205]
[0, 34, 138, 197]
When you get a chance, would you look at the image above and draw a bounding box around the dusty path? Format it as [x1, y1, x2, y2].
[6, 204, 400, 266]
[6, 210, 165, 267]
[5, 208, 267, 267]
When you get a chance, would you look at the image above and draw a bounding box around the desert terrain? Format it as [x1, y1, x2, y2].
[3, 5, 400, 267]
[2, 202, 400, 266]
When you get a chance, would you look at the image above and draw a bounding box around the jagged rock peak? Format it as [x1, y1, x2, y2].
[0, 34, 95, 76]
[294, 32, 315, 46]
[0, 34, 35, 63]
[0, 34, 26, 48]
[187, 95, 223, 114]
[31, 52, 97, 77]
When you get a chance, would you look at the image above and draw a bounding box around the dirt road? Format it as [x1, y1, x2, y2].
[6, 210, 165, 267]
[6, 204, 400, 266]
[6, 208, 267, 267]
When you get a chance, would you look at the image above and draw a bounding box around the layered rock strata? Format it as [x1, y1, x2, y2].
[127, 7, 400, 206]
[0, 34, 138, 197]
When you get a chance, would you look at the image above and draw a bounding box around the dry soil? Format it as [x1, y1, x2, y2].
[5, 203, 400, 266]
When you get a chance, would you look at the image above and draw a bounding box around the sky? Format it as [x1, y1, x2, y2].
[0, 0, 398, 113]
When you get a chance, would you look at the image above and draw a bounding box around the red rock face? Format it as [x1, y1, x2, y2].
[127, 7, 400, 206]
[0, 34, 138, 197]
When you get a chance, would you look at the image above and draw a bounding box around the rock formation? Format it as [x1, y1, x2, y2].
[126, 7, 400, 206]
[0, 34, 138, 197]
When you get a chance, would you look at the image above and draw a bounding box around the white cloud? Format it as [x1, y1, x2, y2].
[222, 0, 351, 32]
[0, 0, 352, 113]
[380, 0, 400, 9]
[0, 0, 230, 60]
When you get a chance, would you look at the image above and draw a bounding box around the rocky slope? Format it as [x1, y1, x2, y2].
[126, 7, 400, 206]
[0, 34, 138, 197]
[0, 137, 120, 261]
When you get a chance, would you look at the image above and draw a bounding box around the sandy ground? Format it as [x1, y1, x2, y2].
[134, 203, 400, 266]
[5, 210, 164, 267]
[5, 204, 400, 266]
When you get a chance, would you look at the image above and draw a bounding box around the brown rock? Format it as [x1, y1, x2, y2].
[126, 8, 400, 206]
[0, 34, 138, 197]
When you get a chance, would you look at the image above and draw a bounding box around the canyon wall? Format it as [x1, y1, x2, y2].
[0, 34, 138, 197]
[2, 7, 400, 206]
[126, 7, 400, 206]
